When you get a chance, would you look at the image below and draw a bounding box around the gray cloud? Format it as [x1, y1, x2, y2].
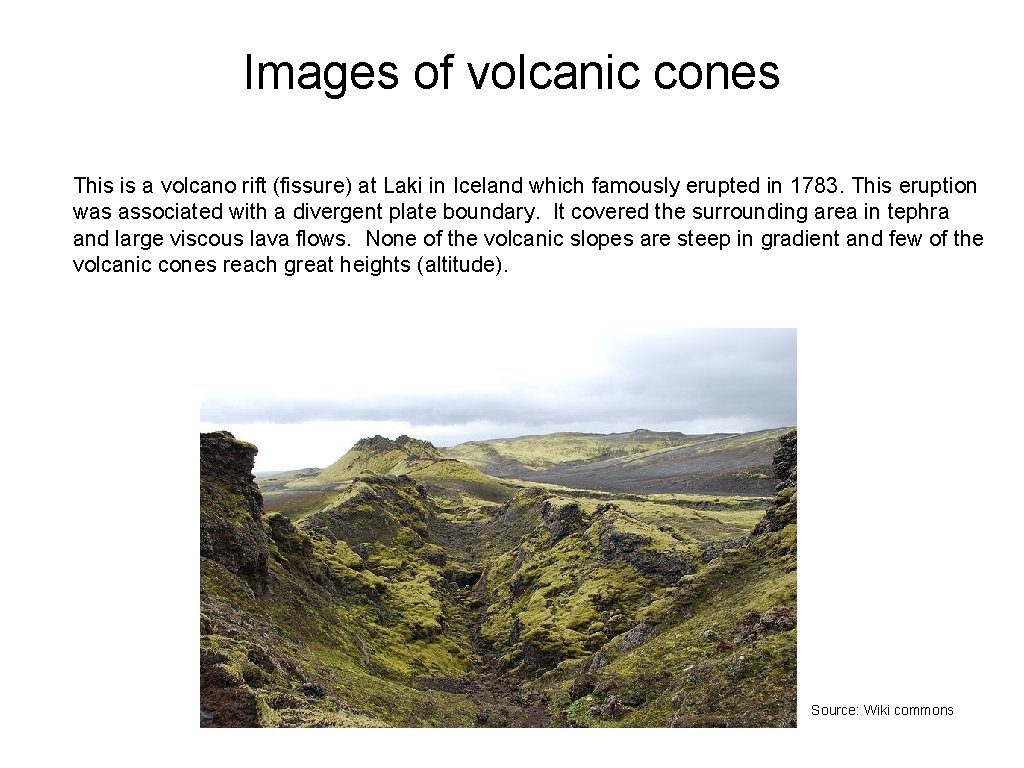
[201, 329, 795, 434]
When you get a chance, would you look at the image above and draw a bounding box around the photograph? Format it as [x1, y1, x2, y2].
[199, 328, 797, 727]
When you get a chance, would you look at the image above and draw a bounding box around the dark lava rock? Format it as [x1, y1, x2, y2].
[620, 622, 658, 651]
[737, 607, 797, 643]
[423, 547, 448, 567]
[452, 568, 481, 587]
[509, 574, 528, 598]
[622, 692, 647, 707]
[200, 656, 260, 727]
[599, 525, 691, 586]
[541, 500, 584, 544]
[200, 431, 270, 593]
[300, 682, 326, 698]
[568, 673, 597, 701]
[772, 430, 798, 489]
[520, 641, 563, 673]
[589, 694, 623, 719]
[700, 537, 748, 563]
[246, 645, 277, 673]
[753, 430, 797, 535]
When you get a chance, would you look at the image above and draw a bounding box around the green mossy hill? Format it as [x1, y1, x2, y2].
[317, 435, 445, 481]
[301, 475, 433, 549]
[203, 430, 797, 727]
[287, 434, 512, 504]
[445, 430, 705, 472]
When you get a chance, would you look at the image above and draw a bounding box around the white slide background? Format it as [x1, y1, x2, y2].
[2, 1, 1021, 764]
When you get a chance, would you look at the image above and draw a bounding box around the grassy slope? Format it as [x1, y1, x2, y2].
[535, 525, 796, 727]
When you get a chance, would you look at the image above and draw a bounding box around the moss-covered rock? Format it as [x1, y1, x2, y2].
[753, 430, 798, 535]
[200, 431, 269, 593]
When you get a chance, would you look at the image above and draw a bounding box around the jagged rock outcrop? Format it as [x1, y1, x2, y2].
[540, 499, 584, 543]
[354, 434, 443, 459]
[620, 622, 658, 651]
[772, 429, 797, 489]
[200, 431, 269, 592]
[753, 430, 797, 535]
[598, 522, 692, 586]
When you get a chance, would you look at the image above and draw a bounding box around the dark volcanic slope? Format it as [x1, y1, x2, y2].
[448, 429, 792, 495]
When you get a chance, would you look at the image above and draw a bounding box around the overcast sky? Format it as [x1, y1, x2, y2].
[200, 328, 795, 472]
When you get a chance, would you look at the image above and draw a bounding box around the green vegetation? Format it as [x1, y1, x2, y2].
[445, 430, 706, 471]
[200, 429, 797, 728]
